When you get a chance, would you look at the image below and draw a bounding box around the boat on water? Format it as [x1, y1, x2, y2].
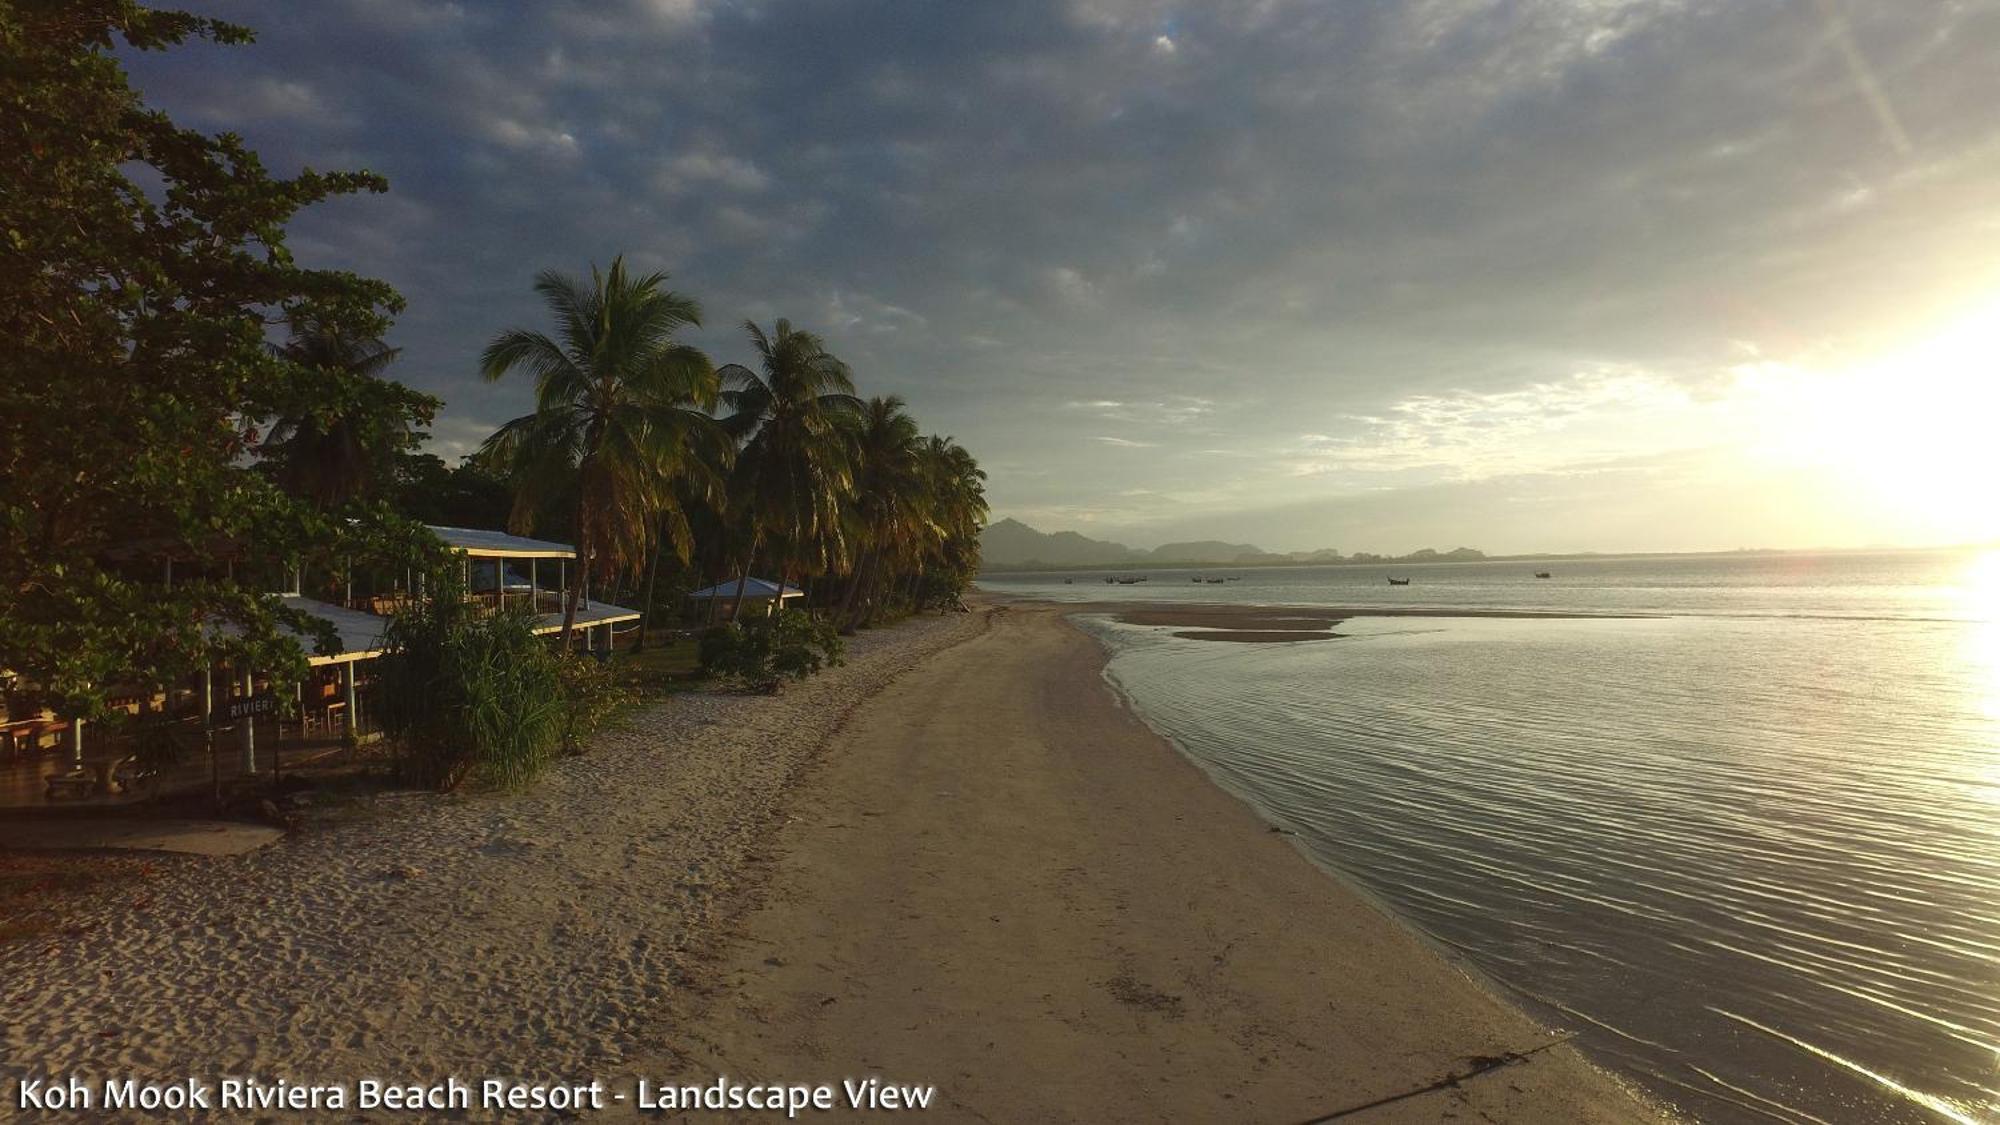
[1387, 577, 1411, 586]
[1064, 578, 1074, 584]
[1534, 571, 1552, 579]
[1103, 576, 1116, 584]
[1204, 577, 1226, 584]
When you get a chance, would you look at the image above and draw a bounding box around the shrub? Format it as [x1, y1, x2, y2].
[698, 609, 844, 684]
[375, 596, 563, 791]
[553, 652, 636, 754]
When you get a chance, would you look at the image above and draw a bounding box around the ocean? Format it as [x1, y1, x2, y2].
[979, 549, 2000, 1124]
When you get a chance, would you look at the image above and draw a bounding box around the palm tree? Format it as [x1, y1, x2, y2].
[837, 395, 926, 630]
[263, 312, 428, 505]
[909, 434, 988, 610]
[715, 319, 862, 618]
[479, 257, 729, 645]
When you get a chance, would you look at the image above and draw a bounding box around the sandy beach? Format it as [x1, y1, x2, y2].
[658, 602, 1664, 1122]
[2, 601, 1664, 1122]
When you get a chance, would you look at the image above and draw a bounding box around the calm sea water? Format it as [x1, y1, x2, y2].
[980, 550, 2000, 1124]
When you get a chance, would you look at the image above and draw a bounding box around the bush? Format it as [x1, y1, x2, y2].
[376, 597, 563, 791]
[553, 651, 636, 754]
[698, 609, 844, 685]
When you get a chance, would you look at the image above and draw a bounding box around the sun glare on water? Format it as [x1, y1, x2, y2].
[1736, 297, 2000, 545]
[1966, 550, 2000, 723]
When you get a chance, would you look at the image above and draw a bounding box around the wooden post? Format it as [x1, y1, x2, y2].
[240, 668, 256, 773]
[342, 662, 359, 746]
[530, 558, 539, 614]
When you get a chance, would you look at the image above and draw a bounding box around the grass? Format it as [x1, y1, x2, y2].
[615, 632, 705, 695]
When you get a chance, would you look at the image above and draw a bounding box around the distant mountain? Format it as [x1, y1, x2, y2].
[979, 518, 1144, 567]
[1148, 540, 1270, 564]
[980, 518, 1484, 570]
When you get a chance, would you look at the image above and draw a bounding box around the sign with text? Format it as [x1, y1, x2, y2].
[225, 695, 276, 720]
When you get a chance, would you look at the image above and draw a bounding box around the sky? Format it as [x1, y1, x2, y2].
[123, 0, 2000, 555]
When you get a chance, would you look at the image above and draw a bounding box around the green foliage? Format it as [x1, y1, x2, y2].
[479, 257, 731, 645]
[0, 1, 441, 716]
[552, 652, 636, 754]
[718, 320, 864, 592]
[390, 452, 515, 529]
[374, 593, 564, 791]
[698, 609, 844, 684]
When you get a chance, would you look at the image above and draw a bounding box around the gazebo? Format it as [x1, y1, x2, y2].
[687, 577, 805, 617]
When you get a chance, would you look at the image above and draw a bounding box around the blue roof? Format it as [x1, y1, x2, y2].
[687, 577, 804, 599]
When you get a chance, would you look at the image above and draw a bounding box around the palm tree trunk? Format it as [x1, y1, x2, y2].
[729, 536, 761, 622]
[559, 502, 587, 648]
[635, 525, 662, 652]
[838, 548, 873, 633]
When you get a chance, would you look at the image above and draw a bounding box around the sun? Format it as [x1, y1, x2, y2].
[1735, 296, 2000, 545]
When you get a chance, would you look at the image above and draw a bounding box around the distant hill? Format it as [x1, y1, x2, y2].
[980, 518, 1484, 571]
[1147, 540, 1270, 564]
[979, 518, 1144, 567]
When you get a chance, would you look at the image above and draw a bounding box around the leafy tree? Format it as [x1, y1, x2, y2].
[0, 1, 443, 716]
[479, 257, 731, 645]
[716, 319, 862, 617]
[260, 312, 433, 505]
[390, 452, 514, 529]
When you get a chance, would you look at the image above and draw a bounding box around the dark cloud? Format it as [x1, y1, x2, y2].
[123, 0, 2000, 550]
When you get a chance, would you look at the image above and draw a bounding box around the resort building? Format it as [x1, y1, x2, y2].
[686, 577, 806, 618]
[1, 526, 639, 809]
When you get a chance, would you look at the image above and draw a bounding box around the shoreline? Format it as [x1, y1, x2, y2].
[659, 600, 1668, 1122]
[2, 599, 1667, 1121]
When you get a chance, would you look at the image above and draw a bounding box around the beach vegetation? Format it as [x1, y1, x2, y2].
[552, 649, 637, 753]
[374, 591, 565, 791]
[715, 320, 864, 619]
[697, 610, 845, 686]
[478, 258, 733, 646]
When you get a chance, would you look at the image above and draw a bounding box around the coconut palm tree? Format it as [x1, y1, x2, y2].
[263, 312, 433, 505]
[909, 434, 988, 610]
[479, 257, 729, 645]
[715, 319, 862, 618]
[837, 395, 926, 629]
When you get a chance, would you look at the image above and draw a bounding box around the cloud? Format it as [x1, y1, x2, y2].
[116, 0, 2000, 550]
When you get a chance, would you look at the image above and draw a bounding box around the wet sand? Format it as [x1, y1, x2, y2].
[1, 600, 1666, 1122]
[1103, 602, 1647, 643]
[662, 602, 1666, 1122]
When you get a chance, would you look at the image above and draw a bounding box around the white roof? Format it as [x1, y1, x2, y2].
[687, 577, 804, 599]
[276, 596, 640, 664]
[427, 525, 577, 558]
[278, 596, 389, 666]
[529, 601, 641, 634]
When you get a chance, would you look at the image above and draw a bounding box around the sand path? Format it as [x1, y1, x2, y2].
[663, 603, 1667, 1123]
